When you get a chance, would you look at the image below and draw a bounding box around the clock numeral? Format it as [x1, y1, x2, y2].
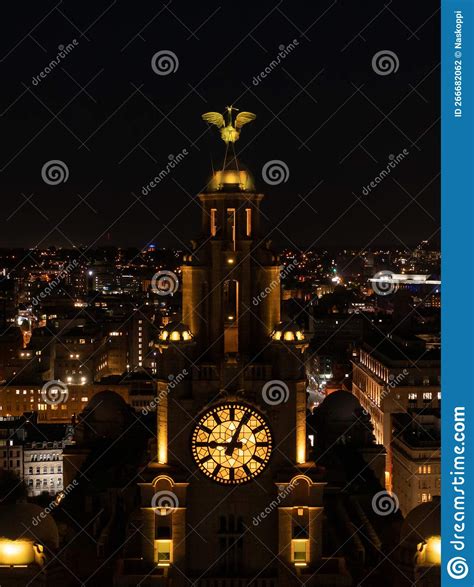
[213, 464, 222, 477]
[229, 468, 235, 481]
[253, 455, 265, 464]
[252, 425, 265, 434]
[255, 442, 269, 447]
[199, 455, 213, 464]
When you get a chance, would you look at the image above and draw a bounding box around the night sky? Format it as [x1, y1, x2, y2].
[0, 1, 440, 251]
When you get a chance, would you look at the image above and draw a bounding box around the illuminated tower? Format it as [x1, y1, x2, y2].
[117, 108, 332, 586]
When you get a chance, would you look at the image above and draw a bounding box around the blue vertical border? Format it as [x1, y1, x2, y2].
[442, 0, 474, 585]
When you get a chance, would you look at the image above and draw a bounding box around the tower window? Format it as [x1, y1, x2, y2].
[218, 515, 244, 574]
[155, 540, 172, 566]
[245, 208, 252, 236]
[227, 208, 236, 249]
[291, 539, 309, 566]
[210, 208, 217, 237]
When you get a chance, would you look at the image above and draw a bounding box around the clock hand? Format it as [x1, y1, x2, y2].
[208, 441, 243, 449]
[225, 413, 250, 456]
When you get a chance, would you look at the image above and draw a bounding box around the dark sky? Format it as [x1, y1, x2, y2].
[0, 0, 440, 252]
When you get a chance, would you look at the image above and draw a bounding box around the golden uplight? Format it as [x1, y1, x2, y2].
[0, 539, 36, 566]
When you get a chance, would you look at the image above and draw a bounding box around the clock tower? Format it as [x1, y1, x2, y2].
[118, 109, 328, 586]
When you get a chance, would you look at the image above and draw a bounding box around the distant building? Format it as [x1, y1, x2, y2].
[23, 440, 65, 497]
[351, 333, 440, 489]
[309, 314, 364, 352]
[0, 414, 69, 497]
[0, 379, 156, 423]
[391, 411, 440, 516]
[0, 440, 23, 479]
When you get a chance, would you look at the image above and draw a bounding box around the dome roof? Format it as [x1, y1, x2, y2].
[401, 497, 440, 542]
[83, 390, 130, 423]
[319, 390, 362, 420]
[271, 321, 305, 342]
[206, 159, 256, 193]
[207, 169, 255, 192]
[0, 503, 59, 548]
[76, 390, 132, 442]
[158, 321, 193, 343]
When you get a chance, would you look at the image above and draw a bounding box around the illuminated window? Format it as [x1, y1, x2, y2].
[155, 540, 172, 566]
[245, 208, 252, 236]
[291, 539, 309, 566]
[423, 392, 432, 402]
[210, 208, 217, 236]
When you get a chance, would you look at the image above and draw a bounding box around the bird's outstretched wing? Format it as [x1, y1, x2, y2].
[202, 112, 225, 128]
[235, 111, 256, 129]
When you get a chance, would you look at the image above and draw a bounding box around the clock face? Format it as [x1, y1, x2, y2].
[191, 403, 272, 484]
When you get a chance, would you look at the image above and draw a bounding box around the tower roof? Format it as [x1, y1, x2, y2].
[206, 159, 256, 193]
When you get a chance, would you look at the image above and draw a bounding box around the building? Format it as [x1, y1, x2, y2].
[116, 109, 350, 586]
[0, 381, 155, 423]
[23, 440, 65, 497]
[0, 439, 23, 479]
[351, 333, 440, 489]
[391, 411, 441, 516]
[0, 415, 69, 498]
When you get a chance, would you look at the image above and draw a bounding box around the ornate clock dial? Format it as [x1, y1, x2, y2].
[191, 403, 272, 484]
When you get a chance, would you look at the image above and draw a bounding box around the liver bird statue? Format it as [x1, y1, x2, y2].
[202, 106, 256, 144]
